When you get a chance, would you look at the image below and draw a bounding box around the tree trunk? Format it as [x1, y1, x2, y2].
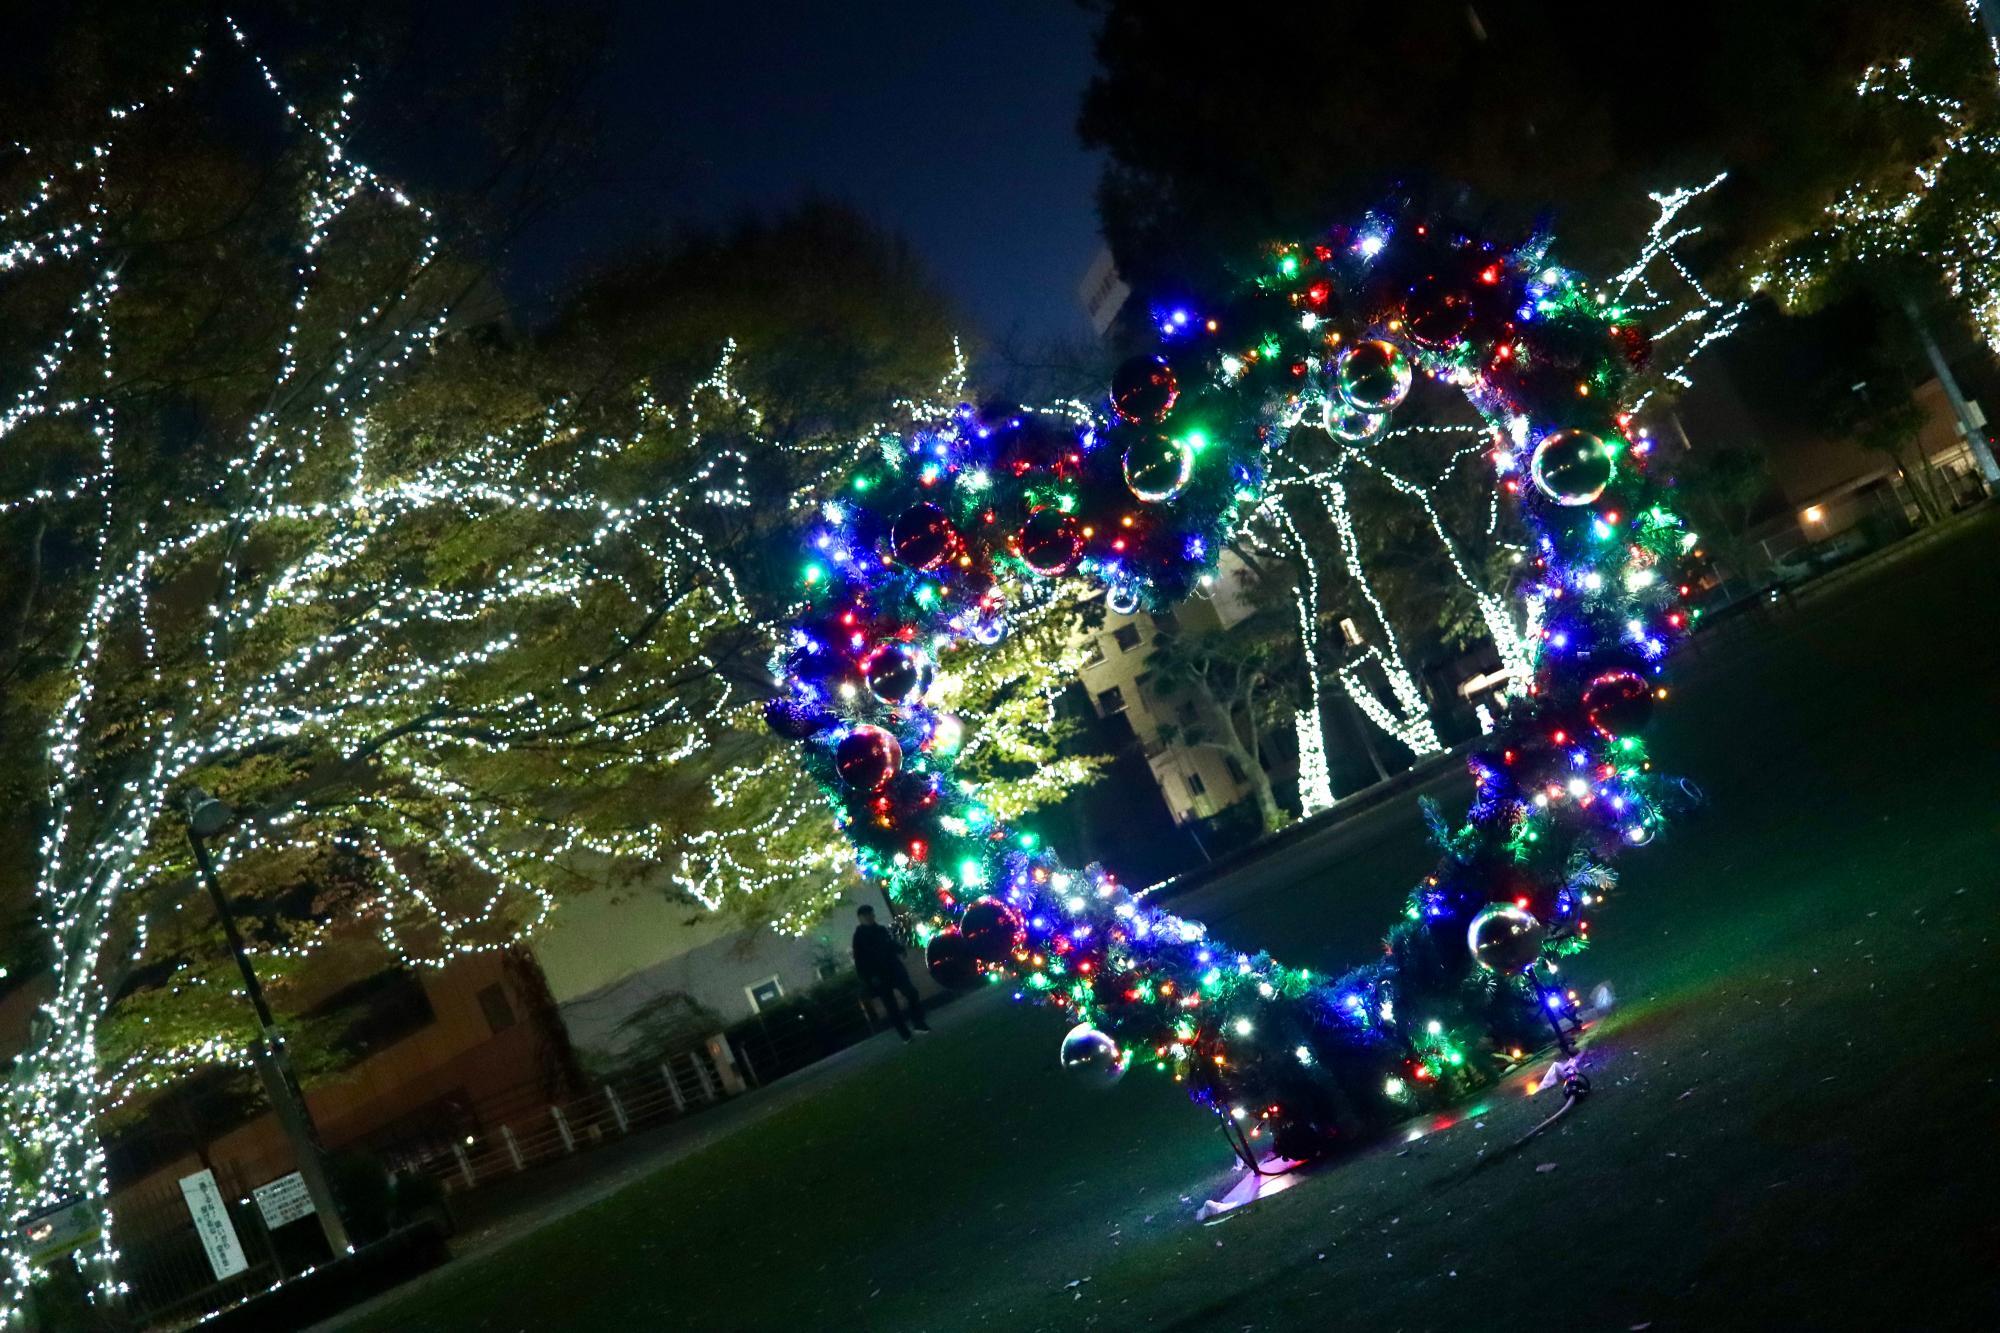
[1244, 758, 1285, 832]
[1189, 676, 1288, 834]
[1899, 288, 1999, 488]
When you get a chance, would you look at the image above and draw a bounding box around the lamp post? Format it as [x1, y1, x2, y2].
[183, 791, 352, 1257]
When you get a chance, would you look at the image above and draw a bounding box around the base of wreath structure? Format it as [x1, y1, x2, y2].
[1190, 990, 1612, 1222]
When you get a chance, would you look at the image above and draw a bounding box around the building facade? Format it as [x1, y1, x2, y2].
[1073, 551, 1268, 826]
[529, 886, 891, 1075]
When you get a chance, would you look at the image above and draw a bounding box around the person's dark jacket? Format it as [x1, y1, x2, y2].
[851, 921, 905, 980]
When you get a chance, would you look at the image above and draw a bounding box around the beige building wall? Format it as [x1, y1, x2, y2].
[1073, 550, 1263, 826]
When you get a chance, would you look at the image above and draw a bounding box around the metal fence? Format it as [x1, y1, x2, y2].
[97, 997, 903, 1328]
[400, 1042, 733, 1195]
[724, 987, 882, 1089]
[111, 1164, 283, 1330]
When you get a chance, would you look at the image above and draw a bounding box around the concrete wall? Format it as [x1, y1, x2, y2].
[533, 887, 887, 1073]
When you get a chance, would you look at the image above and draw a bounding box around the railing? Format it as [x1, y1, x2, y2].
[100, 1002, 900, 1328]
[111, 1164, 283, 1330]
[403, 1043, 732, 1194]
[724, 991, 879, 1089]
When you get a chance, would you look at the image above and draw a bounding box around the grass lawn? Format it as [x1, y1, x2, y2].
[339, 515, 2000, 1332]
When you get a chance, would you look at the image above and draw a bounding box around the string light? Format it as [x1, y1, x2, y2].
[770, 203, 1703, 1164]
[0, 26, 1040, 1309]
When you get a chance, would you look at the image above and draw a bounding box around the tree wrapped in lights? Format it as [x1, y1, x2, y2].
[770, 212, 1699, 1162]
[1255, 177, 1745, 815]
[0, 32, 1114, 1307]
[1751, 27, 2000, 489]
[1756, 53, 2000, 354]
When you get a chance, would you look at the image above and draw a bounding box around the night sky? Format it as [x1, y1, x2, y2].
[543, 1, 1106, 345]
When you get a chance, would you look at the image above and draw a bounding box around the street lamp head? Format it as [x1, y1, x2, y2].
[186, 790, 235, 840]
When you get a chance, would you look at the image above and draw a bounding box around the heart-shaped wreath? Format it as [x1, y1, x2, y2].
[768, 211, 1692, 1161]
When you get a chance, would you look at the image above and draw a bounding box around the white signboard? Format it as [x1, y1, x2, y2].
[178, 1169, 248, 1281]
[252, 1171, 316, 1231]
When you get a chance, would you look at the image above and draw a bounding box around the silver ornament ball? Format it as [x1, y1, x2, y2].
[1467, 903, 1545, 973]
[1059, 1022, 1128, 1086]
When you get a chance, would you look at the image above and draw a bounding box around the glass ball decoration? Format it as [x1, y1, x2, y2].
[994, 413, 1079, 479]
[1583, 668, 1653, 739]
[1122, 432, 1193, 502]
[863, 643, 931, 705]
[1110, 354, 1179, 424]
[1403, 274, 1474, 347]
[1467, 903, 1545, 973]
[1016, 505, 1082, 576]
[959, 896, 1025, 962]
[1335, 339, 1413, 413]
[1059, 1022, 1128, 1086]
[892, 502, 960, 572]
[925, 929, 984, 989]
[926, 712, 965, 755]
[1529, 430, 1614, 506]
[1325, 401, 1387, 442]
[833, 724, 902, 791]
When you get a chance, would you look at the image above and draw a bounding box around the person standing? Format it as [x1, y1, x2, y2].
[852, 904, 931, 1042]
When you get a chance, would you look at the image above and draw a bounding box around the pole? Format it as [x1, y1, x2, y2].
[186, 806, 352, 1258]
[1898, 288, 1999, 489]
[1344, 690, 1393, 785]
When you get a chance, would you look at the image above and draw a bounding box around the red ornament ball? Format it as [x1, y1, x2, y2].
[993, 414, 1079, 479]
[834, 724, 902, 790]
[863, 643, 931, 705]
[1583, 668, 1653, 738]
[959, 896, 1025, 962]
[1015, 505, 1082, 575]
[891, 502, 961, 572]
[1121, 432, 1193, 502]
[1110, 354, 1179, 424]
[925, 929, 984, 989]
[1403, 274, 1474, 347]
